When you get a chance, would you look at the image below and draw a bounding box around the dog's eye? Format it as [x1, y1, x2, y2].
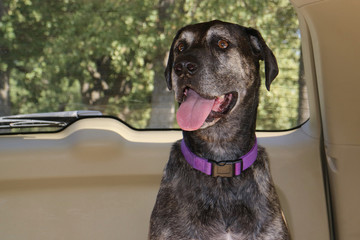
[177, 43, 186, 52]
[218, 39, 229, 49]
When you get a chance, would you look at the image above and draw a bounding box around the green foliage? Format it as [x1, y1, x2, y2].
[0, 0, 303, 130]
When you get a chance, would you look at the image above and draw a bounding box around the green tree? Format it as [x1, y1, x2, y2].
[0, 0, 304, 130]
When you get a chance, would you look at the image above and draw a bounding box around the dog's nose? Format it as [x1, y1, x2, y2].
[174, 62, 198, 76]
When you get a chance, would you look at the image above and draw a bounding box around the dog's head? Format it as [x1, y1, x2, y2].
[165, 20, 278, 132]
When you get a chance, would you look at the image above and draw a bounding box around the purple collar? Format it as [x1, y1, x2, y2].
[181, 138, 258, 177]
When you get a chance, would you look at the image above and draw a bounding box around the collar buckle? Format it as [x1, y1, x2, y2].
[212, 163, 234, 177]
[210, 158, 243, 177]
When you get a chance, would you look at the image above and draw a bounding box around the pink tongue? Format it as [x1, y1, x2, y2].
[176, 89, 215, 131]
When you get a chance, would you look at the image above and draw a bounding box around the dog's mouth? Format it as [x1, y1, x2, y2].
[176, 88, 238, 131]
[206, 91, 237, 121]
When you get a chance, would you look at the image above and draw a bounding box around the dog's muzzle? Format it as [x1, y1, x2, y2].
[176, 88, 238, 131]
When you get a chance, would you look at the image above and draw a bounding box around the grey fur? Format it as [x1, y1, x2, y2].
[149, 20, 290, 240]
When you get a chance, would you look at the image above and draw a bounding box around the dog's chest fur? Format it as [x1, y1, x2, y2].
[150, 141, 288, 240]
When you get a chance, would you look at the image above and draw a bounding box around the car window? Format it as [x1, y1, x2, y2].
[0, 0, 308, 132]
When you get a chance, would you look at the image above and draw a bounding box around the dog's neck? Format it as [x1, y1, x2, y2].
[183, 109, 257, 163]
[182, 80, 260, 162]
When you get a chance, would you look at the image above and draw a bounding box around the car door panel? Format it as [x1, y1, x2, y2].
[0, 119, 329, 239]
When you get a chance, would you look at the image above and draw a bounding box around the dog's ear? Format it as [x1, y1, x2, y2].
[165, 28, 186, 90]
[246, 28, 278, 91]
[164, 45, 174, 90]
[164, 31, 181, 90]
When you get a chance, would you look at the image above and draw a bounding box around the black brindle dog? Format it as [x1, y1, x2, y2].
[149, 20, 290, 240]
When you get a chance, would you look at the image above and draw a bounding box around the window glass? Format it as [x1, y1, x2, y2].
[0, 0, 309, 131]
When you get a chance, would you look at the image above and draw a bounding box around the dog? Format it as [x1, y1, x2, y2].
[149, 20, 290, 240]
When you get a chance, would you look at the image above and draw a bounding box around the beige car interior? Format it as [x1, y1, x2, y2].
[0, 0, 359, 239]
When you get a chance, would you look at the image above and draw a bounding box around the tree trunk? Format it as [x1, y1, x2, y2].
[148, 63, 175, 128]
[0, 69, 11, 116]
[148, 0, 176, 128]
[0, 0, 11, 116]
